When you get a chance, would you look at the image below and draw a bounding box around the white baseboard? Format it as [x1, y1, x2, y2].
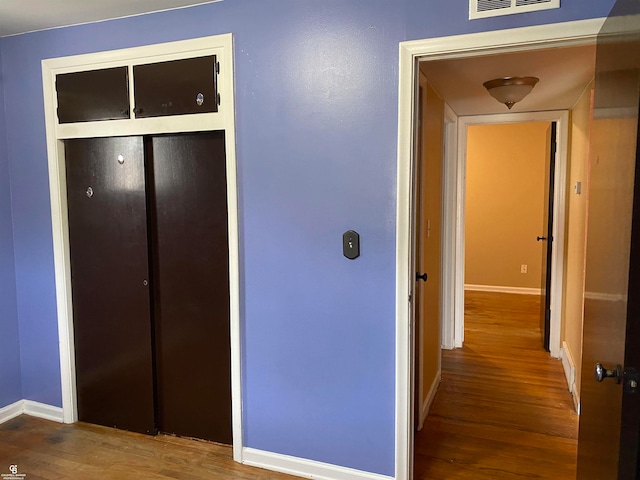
[24, 400, 64, 422]
[561, 342, 580, 414]
[560, 342, 575, 393]
[465, 284, 541, 295]
[0, 400, 64, 425]
[418, 371, 441, 430]
[242, 448, 394, 480]
[0, 400, 24, 424]
[573, 389, 581, 415]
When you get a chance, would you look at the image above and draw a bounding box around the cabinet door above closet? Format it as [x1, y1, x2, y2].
[56, 67, 130, 123]
[133, 55, 218, 118]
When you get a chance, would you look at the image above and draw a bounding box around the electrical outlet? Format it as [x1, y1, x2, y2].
[521, 264, 528, 274]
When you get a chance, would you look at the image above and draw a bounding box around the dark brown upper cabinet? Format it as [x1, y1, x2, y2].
[56, 67, 130, 123]
[133, 55, 218, 118]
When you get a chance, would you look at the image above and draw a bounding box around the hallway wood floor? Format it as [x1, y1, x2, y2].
[414, 291, 579, 480]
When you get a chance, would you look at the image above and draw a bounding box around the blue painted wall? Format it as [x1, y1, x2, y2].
[0, 0, 615, 475]
[0, 41, 22, 408]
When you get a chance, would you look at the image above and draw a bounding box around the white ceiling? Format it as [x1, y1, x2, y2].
[420, 44, 597, 116]
[0, 0, 221, 37]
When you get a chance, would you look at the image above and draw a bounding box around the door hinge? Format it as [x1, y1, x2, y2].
[623, 367, 639, 394]
[408, 293, 413, 304]
[216, 61, 220, 75]
[216, 93, 221, 106]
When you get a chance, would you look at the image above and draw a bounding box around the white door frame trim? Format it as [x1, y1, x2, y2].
[395, 18, 603, 480]
[455, 111, 570, 358]
[42, 33, 243, 462]
[440, 103, 458, 351]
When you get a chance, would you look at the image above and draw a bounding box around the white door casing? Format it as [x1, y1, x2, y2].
[41, 33, 243, 462]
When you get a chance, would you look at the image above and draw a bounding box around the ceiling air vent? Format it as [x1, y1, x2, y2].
[470, 0, 559, 19]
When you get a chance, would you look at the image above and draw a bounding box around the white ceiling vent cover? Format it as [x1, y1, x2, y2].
[470, 0, 559, 19]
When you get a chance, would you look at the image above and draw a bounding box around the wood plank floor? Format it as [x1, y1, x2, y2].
[414, 291, 579, 480]
[0, 416, 299, 480]
[1, 291, 577, 479]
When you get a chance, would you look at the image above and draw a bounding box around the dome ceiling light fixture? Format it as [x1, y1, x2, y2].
[483, 76, 540, 110]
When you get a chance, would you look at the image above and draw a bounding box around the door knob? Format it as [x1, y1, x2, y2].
[537, 236, 547, 241]
[594, 363, 622, 383]
[416, 272, 428, 282]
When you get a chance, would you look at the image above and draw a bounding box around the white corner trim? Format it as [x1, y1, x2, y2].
[42, 33, 242, 461]
[0, 400, 64, 424]
[0, 401, 24, 424]
[418, 371, 441, 431]
[242, 448, 394, 480]
[396, 18, 603, 480]
[464, 284, 542, 296]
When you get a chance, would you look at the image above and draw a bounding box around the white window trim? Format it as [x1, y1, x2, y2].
[41, 33, 243, 462]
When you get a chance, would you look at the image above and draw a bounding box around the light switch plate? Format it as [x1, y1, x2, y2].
[343, 230, 360, 260]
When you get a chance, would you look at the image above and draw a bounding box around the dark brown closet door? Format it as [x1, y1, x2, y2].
[148, 131, 231, 443]
[65, 137, 155, 434]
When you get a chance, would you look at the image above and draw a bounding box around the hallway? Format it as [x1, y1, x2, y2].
[414, 291, 578, 479]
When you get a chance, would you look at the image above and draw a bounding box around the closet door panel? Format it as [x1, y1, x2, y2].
[149, 131, 231, 443]
[65, 136, 155, 434]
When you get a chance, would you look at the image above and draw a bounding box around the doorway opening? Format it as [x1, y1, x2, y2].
[451, 111, 569, 357]
[395, 18, 604, 480]
[463, 120, 555, 347]
[413, 113, 579, 478]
